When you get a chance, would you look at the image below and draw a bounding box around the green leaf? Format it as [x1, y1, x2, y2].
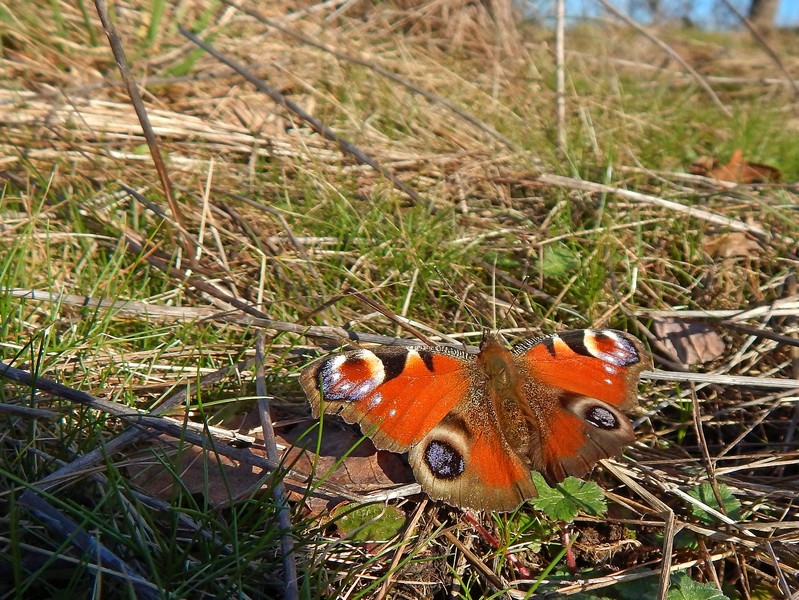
[686, 483, 741, 525]
[541, 244, 580, 279]
[529, 473, 607, 522]
[330, 502, 406, 542]
[508, 510, 547, 536]
[616, 574, 660, 599]
[668, 572, 729, 600]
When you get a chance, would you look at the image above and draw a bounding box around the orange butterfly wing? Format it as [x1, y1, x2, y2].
[512, 330, 649, 482]
[300, 345, 536, 510]
[300, 346, 473, 452]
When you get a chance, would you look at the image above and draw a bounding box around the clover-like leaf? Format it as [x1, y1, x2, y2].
[330, 502, 406, 542]
[530, 473, 607, 522]
[686, 483, 741, 525]
[668, 572, 729, 600]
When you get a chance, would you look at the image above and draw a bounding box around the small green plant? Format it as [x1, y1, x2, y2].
[687, 482, 741, 525]
[668, 571, 729, 600]
[330, 502, 407, 542]
[529, 473, 607, 522]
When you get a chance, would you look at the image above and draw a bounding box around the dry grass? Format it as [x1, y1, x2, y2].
[1, 0, 799, 598]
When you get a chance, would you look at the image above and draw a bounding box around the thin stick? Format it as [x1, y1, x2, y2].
[600, 461, 676, 600]
[177, 26, 427, 210]
[375, 498, 428, 600]
[29, 358, 255, 493]
[435, 520, 508, 592]
[566, 48, 799, 89]
[641, 369, 799, 389]
[555, 0, 567, 154]
[93, 0, 194, 257]
[637, 300, 799, 320]
[19, 492, 160, 599]
[537, 172, 769, 239]
[720, 0, 799, 98]
[5, 287, 440, 347]
[9, 287, 799, 389]
[718, 320, 799, 348]
[255, 335, 299, 600]
[0, 361, 278, 473]
[597, 0, 732, 117]
[349, 288, 436, 346]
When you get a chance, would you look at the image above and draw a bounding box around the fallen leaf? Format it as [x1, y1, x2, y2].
[128, 437, 267, 506]
[651, 319, 725, 366]
[279, 419, 413, 513]
[689, 156, 717, 175]
[703, 231, 763, 259]
[691, 149, 781, 184]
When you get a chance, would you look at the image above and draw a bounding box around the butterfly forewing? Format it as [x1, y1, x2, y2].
[513, 329, 647, 409]
[300, 346, 476, 452]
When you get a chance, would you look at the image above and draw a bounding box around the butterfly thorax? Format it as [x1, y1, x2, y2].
[476, 338, 537, 466]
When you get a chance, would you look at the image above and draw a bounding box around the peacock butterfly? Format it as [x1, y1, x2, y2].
[299, 329, 649, 512]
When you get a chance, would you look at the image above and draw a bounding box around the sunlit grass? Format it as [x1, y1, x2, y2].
[1, 0, 798, 597]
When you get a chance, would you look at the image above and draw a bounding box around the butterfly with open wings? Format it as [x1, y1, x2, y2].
[300, 329, 649, 512]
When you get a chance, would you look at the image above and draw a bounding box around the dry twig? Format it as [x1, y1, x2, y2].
[178, 26, 428, 209]
[597, 0, 732, 117]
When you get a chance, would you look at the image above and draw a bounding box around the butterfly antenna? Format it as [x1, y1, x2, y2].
[489, 275, 531, 346]
[435, 266, 481, 351]
[501, 275, 528, 324]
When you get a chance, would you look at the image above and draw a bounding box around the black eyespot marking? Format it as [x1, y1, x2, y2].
[424, 440, 466, 479]
[563, 332, 591, 358]
[417, 349, 436, 372]
[585, 406, 619, 430]
[381, 352, 408, 382]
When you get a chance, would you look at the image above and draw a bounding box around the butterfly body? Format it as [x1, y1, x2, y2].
[300, 329, 648, 512]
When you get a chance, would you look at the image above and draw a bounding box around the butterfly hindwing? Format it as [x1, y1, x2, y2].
[408, 406, 537, 512]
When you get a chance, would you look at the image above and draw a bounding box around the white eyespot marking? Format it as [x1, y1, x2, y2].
[603, 363, 617, 374]
[367, 393, 383, 409]
[585, 330, 640, 367]
[324, 355, 348, 386]
[388, 408, 397, 418]
[319, 350, 385, 401]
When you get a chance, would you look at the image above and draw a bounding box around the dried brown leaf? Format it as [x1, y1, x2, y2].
[279, 419, 413, 513]
[128, 438, 267, 506]
[704, 231, 764, 259]
[651, 319, 726, 366]
[692, 148, 781, 183]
